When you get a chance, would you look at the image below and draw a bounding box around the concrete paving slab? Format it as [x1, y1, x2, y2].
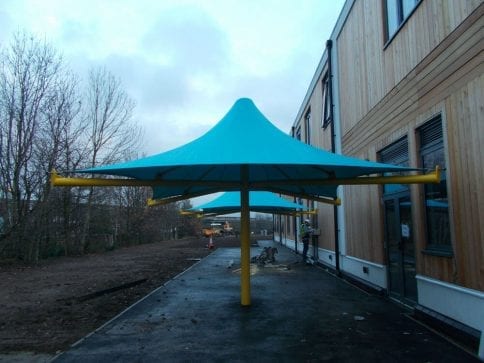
[52, 241, 479, 362]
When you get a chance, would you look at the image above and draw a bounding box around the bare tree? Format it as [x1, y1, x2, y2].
[112, 185, 152, 245]
[0, 32, 64, 259]
[177, 199, 199, 238]
[30, 71, 84, 259]
[0, 33, 150, 260]
[78, 66, 141, 253]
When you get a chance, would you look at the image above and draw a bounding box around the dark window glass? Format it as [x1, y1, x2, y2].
[379, 137, 409, 194]
[296, 126, 301, 141]
[322, 75, 331, 128]
[418, 116, 452, 254]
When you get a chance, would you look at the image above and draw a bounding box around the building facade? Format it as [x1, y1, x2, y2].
[275, 0, 483, 348]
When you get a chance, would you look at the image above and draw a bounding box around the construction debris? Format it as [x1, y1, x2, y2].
[251, 247, 278, 266]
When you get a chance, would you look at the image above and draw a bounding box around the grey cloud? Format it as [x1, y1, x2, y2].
[142, 5, 229, 74]
[60, 19, 99, 45]
[102, 53, 191, 113]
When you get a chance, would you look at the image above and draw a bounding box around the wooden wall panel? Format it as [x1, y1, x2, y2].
[335, 1, 483, 290]
[337, 0, 481, 135]
[316, 203, 335, 251]
[444, 74, 484, 291]
[340, 4, 482, 152]
[344, 184, 385, 264]
[337, 0, 368, 134]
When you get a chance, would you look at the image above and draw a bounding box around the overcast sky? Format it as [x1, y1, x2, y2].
[1, 0, 345, 157]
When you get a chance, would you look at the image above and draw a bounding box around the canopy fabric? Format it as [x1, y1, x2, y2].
[190, 191, 309, 215]
[81, 98, 412, 200]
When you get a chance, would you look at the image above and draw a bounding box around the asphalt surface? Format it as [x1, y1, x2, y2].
[52, 240, 479, 362]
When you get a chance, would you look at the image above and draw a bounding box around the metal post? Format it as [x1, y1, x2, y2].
[240, 165, 251, 306]
[272, 214, 275, 242]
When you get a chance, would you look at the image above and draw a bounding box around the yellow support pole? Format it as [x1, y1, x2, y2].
[240, 165, 251, 306]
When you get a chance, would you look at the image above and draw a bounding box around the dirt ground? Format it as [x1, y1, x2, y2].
[0, 236, 243, 357]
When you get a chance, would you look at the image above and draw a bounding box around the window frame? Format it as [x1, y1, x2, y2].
[417, 115, 453, 257]
[383, 0, 422, 47]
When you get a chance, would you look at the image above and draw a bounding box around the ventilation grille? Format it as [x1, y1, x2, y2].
[419, 116, 442, 146]
[379, 137, 408, 164]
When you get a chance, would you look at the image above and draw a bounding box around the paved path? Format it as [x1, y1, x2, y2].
[53, 241, 478, 362]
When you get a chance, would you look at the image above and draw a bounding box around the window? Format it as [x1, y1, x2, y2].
[295, 126, 301, 141]
[304, 108, 311, 145]
[384, 0, 420, 41]
[418, 116, 452, 256]
[379, 137, 409, 195]
[321, 74, 331, 128]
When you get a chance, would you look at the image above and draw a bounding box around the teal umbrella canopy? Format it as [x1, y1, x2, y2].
[81, 98, 412, 200]
[69, 97, 431, 307]
[190, 191, 308, 215]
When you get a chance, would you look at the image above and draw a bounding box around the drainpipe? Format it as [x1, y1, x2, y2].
[327, 39, 341, 276]
[291, 126, 299, 254]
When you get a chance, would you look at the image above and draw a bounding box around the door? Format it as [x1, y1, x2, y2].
[384, 194, 417, 304]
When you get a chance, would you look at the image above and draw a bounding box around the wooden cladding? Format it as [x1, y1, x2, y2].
[337, 0, 482, 135]
[337, 2, 483, 290]
[290, 0, 482, 291]
[444, 75, 484, 290]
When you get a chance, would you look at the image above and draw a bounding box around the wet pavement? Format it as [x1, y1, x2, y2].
[52, 240, 479, 362]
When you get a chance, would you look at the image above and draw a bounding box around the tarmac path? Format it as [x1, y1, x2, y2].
[52, 241, 479, 362]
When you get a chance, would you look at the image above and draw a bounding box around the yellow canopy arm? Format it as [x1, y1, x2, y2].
[302, 209, 318, 215]
[325, 166, 441, 186]
[266, 187, 341, 206]
[50, 170, 236, 188]
[282, 209, 318, 216]
[179, 210, 197, 215]
[252, 166, 441, 187]
[146, 189, 220, 206]
[179, 210, 205, 218]
[51, 170, 152, 187]
[178, 209, 317, 217]
[51, 166, 440, 189]
[147, 198, 168, 207]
